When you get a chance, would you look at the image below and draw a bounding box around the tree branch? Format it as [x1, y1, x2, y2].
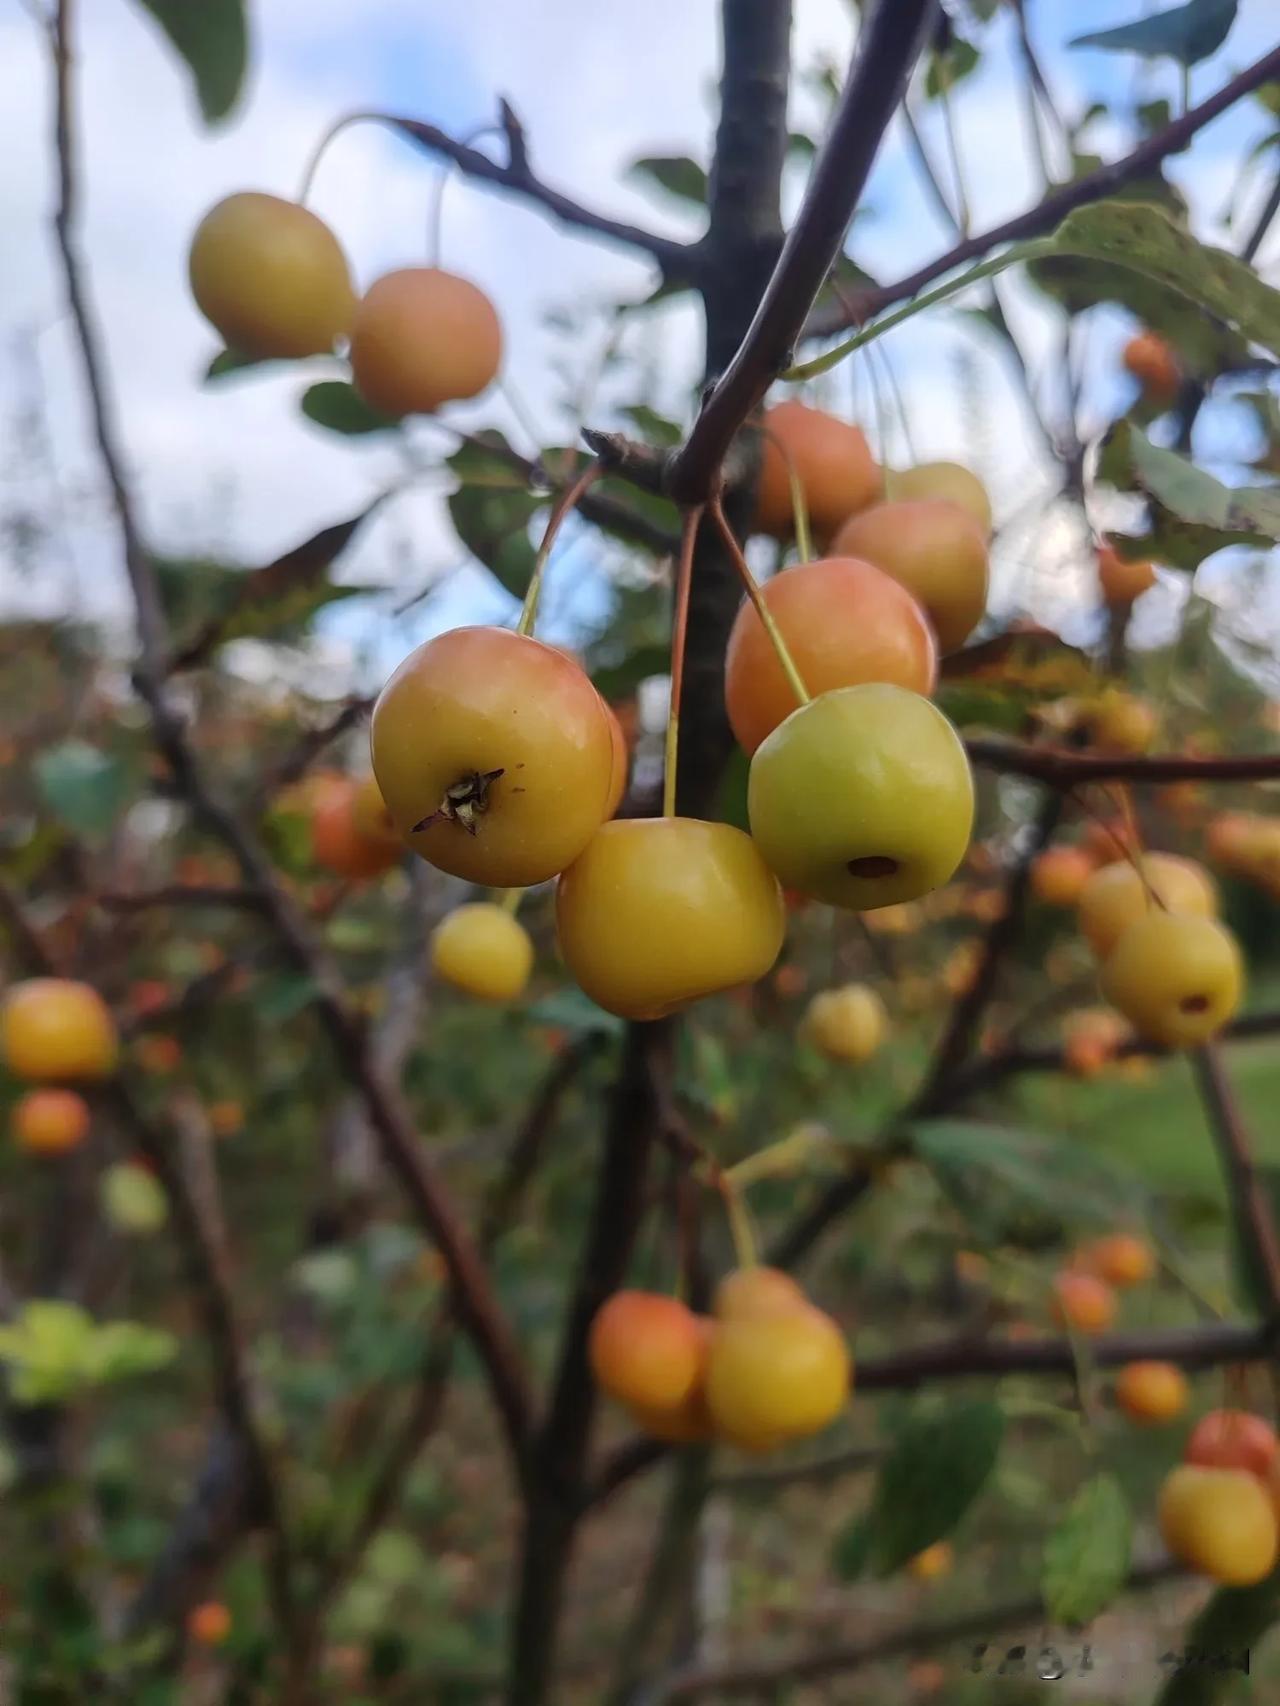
[47, 0, 532, 1464]
[658, 1557, 1181, 1698]
[1192, 1045, 1280, 1320]
[385, 108, 700, 280]
[806, 42, 1280, 337]
[666, 0, 938, 502]
[965, 738, 1280, 787]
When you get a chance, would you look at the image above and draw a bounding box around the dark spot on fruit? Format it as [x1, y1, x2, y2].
[847, 855, 899, 879]
[1179, 993, 1210, 1015]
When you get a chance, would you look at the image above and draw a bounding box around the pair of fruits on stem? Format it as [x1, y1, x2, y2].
[189, 192, 501, 415]
[589, 1266, 850, 1453]
[1, 978, 118, 1156]
[1160, 1408, 1280, 1586]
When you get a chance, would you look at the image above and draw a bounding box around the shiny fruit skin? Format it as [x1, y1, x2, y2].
[187, 1600, 233, 1647]
[724, 556, 938, 755]
[589, 1291, 705, 1413]
[1031, 846, 1095, 908]
[430, 903, 534, 1002]
[188, 192, 354, 359]
[1186, 1409, 1278, 1477]
[1101, 912, 1243, 1048]
[1, 979, 118, 1082]
[371, 628, 614, 887]
[625, 1317, 715, 1443]
[1080, 1233, 1157, 1289]
[1077, 853, 1217, 960]
[907, 1540, 954, 1581]
[555, 818, 785, 1020]
[1123, 331, 1179, 402]
[803, 983, 887, 1063]
[705, 1305, 850, 1452]
[831, 499, 989, 653]
[603, 701, 628, 817]
[1097, 543, 1156, 607]
[350, 268, 501, 415]
[754, 401, 882, 539]
[1158, 1465, 1277, 1586]
[748, 684, 974, 912]
[1050, 1271, 1116, 1335]
[311, 774, 403, 880]
[886, 462, 992, 536]
[713, 1267, 808, 1321]
[1114, 1361, 1188, 1425]
[11, 1088, 90, 1156]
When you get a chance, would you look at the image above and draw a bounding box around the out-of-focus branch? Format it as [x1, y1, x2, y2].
[805, 42, 1280, 337]
[966, 738, 1280, 786]
[383, 108, 699, 280]
[658, 1557, 1181, 1698]
[47, 0, 532, 1463]
[1193, 1045, 1280, 1319]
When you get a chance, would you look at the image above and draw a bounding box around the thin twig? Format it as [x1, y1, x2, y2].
[1192, 1045, 1280, 1319]
[806, 43, 1280, 337]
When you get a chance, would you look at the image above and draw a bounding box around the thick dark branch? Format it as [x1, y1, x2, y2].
[659, 1557, 1180, 1698]
[388, 110, 699, 280]
[807, 42, 1280, 336]
[1193, 1046, 1280, 1319]
[966, 738, 1280, 787]
[666, 0, 938, 501]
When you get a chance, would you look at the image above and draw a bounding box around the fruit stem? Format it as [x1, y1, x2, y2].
[724, 1125, 828, 1190]
[497, 887, 523, 916]
[760, 426, 812, 563]
[663, 505, 705, 819]
[426, 124, 502, 268]
[721, 1178, 759, 1270]
[709, 498, 811, 710]
[297, 110, 384, 205]
[516, 462, 605, 639]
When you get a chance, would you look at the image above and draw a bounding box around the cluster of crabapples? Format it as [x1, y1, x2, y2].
[0, 978, 118, 1157]
[362, 396, 991, 1021]
[589, 1267, 849, 1453]
[1032, 835, 1243, 1050]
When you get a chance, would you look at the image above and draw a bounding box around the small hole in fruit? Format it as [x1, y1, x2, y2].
[847, 855, 899, 879]
[1179, 993, 1210, 1015]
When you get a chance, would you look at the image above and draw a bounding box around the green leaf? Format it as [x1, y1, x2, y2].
[204, 348, 283, 383]
[525, 988, 623, 1038]
[35, 741, 130, 839]
[168, 506, 380, 669]
[619, 404, 683, 448]
[301, 381, 400, 436]
[925, 36, 979, 99]
[626, 155, 708, 207]
[912, 1120, 1146, 1246]
[130, 0, 248, 123]
[1042, 1474, 1132, 1624]
[788, 200, 1280, 381]
[837, 1400, 1004, 1578]
[447, 432, 540, 599]
[1101, 422, 1280, 570]
[1071, 0, 1237, 67]
[254, 974, 321, 1023]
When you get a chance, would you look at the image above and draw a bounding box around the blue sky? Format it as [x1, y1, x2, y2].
[1, 0, 1277, 686]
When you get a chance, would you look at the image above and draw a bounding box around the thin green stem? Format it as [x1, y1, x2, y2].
[297, 110, 385, 205]
[939, 83, 971, 235]
[722, 1179, 759, 1270]
[709, 500, 810, 708]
